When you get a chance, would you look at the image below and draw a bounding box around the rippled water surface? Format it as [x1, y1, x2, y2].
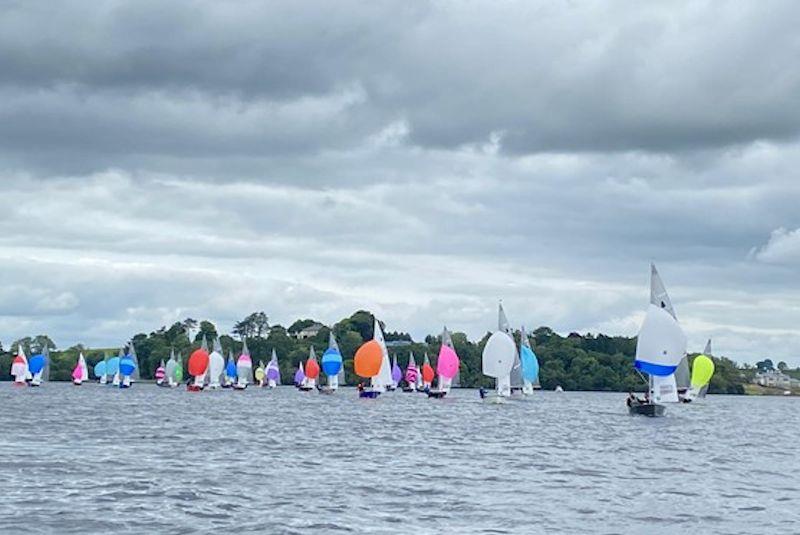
[1, 384, 798, 534]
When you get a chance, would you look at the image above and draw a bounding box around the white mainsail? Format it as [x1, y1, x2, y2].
[372, 319, 392, 391]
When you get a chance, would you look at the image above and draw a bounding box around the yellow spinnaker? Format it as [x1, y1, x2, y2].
[691, 354, 715, 388]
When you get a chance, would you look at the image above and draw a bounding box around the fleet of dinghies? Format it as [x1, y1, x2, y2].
[5, 267, 718, 415]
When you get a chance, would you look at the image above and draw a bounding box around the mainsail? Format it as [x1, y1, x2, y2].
[373, 319, 393, 391]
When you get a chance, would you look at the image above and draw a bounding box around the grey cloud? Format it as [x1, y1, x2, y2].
[1, 2, 800, 364]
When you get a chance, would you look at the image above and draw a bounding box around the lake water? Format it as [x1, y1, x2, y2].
[1, 384, 797, 534]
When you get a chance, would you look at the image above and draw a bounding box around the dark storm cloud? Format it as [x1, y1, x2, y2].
[1, 0, 800, 169]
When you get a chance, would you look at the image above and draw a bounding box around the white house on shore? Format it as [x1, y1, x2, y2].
[753, 369, 800, 389]
[293, 323, 324, 340]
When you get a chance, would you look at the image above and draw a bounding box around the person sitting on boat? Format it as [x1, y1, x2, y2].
[357, 382, 364, 393]
[626, 392, 637, 407]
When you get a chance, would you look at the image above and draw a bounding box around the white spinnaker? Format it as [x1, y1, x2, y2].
[482, 332, 516, 378]
[208, 351, 224, 387]
[635, 305, 687, 372]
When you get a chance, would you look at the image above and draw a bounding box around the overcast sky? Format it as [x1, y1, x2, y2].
[2, 1, 800, 363]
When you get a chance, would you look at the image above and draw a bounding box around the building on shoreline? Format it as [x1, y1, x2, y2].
[753, 369, 800, 389]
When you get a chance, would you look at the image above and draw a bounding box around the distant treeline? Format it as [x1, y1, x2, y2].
[0, 310, 748, 394]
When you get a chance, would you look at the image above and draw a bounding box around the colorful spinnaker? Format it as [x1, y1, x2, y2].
[188, 336, 210, 390]
[28, 346, 50, 386]
[154, 359, 166, 385]
[10, 346, 29, 384]
[404, 352, 418, 391]
[294, 361, 306, 386]
[235, 339, 253, 389]
[434, 326, 460, 395]
[94, 355, 108, 384]
[321, 331, 343, 390]
[108, 351, 122, 386]
[690, 339, 715, 399]
[421, 352, 434, 388]
[72, 352, 89, 385]
[519, 326, 539, 395]
[266, 349, 280, 387]
[165, 348, 179, 387]
[255, 361, 265, 386]
[391, 354, 402, 389]
[119, 345, 137, 388]
[225, 351, 237, 387]
[304, 347, 320, 390]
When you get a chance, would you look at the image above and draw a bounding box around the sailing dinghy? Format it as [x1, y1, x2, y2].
[300, 347, 320, 391]
[390, 354, 402, 391]
[187, 336, 210, 391]
[207, 338, 225, 389]
[94, 354, 108, 385]
[10, 346, 30, 386]
[72, 352, 90, 385]
[403, 352, 418, 392]
[320, 331, 343, 394]
[353, 319, 390, 398]
[255, 361, 265, 387]
[233, 339, 253, 390]
[224, 351, 237, 388]
[480, 303, 517, 403]
[428, 327, 460, 399]
[266, 349, 280, 388]
[154, 359, 166, 386]
[629, 264, 687, 416]
[420, 353, 434, 392]
[687, 340, 715, 401]
[165, 349, 179, 387]
[108, 351, 122, 386]
[119, 347, 137, 389]
[294, 362, 306, 388]
[28, 347, 50, 387]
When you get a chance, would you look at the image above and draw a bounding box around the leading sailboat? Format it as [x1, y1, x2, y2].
[629, 264, 688, 417]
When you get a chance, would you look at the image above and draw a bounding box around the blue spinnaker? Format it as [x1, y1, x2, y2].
[321, 348, 342, 376]
[28, 354, 46, 374]
[520, 345, 539, 382]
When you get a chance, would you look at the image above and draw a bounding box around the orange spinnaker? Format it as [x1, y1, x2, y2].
[421, 363, 435, 383]
[305, 358, 320, 379]
[188, 349, 209, 377]
[354, 340, 382, 378]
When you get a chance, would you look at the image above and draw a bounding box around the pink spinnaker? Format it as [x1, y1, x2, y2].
[436, 345, 460, 379]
